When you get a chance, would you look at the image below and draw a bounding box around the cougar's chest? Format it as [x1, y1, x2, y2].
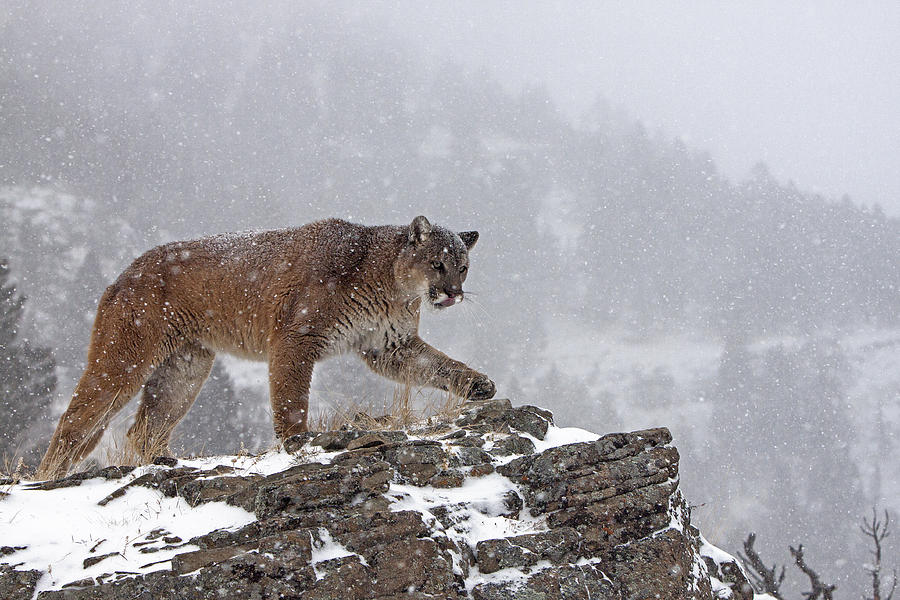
[313, 287, 412, 356]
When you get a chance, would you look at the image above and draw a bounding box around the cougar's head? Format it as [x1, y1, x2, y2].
[396, 215, 479, 309]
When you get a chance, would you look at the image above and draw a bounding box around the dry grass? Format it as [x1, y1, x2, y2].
[1, 454, 32, 486]
[430, 392, 466, 423]
[309, 378, 467, 432]
[101, 414, 172, 469]
[35, 430, 80, 481]
[308, 389, 405, 431]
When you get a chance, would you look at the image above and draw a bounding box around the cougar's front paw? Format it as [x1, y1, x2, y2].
[465, 374, 496, 401]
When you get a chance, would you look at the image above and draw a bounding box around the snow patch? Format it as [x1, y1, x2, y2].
[527, 425, 601, 452]
[177, 448, 301, 476]
[709, 575, 735, 599]
[699, 534, 741, 568]
[309, 528, 364, 580]
[698, 534, 752, 599]
[0, 468, 256, 594]
[387, 472, 544, 545]
[464, 560, 554, 593]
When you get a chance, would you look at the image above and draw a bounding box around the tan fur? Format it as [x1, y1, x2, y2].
[37, 216, 494, 479]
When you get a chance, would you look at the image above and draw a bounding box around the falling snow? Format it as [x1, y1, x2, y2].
[0, 4, 898, 598]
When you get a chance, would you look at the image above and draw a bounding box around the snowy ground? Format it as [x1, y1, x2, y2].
[0, 450, 306, 594]
[0, 424, 601, 595]
[2, 474, 253, 592]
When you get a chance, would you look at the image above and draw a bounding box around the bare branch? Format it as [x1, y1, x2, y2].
[862, 507, 896, 600]
[790, 544, 835, 600]
[738, 532, 785, 600]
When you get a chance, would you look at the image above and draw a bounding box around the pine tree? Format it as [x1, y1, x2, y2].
[172, 359, 268, 456]
[699, 337, 868, 594]
[58, 249, 106, 369]
[0, 259, 57, 466]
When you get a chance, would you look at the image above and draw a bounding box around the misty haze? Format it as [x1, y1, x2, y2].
[1, 2, 898, 598]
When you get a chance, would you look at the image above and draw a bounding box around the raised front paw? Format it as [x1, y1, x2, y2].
[464, 374, 496, 401]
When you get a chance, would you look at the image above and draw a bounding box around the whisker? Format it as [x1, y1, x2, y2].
[454, 301, 478, 330]
[463, 297, 487, 328]
[461, 296, 495, 326]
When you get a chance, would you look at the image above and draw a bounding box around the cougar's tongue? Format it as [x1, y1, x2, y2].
[437, 296, 459, 307]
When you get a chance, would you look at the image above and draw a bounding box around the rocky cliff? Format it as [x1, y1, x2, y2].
[0, 399, 754, 599]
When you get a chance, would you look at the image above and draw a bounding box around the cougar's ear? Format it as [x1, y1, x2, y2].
[459, 231, 479, 250]
[408, 215, 432, 244]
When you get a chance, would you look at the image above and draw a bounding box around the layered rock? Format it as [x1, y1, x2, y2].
[0, 399, 753, 599]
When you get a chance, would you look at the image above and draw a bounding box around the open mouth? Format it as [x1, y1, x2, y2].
[433, 295, 462, 309]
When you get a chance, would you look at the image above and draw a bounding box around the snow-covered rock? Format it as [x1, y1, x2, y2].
[0, 399, 754, 599]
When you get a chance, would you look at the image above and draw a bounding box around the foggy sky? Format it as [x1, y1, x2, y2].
[372, 2, 900, 215]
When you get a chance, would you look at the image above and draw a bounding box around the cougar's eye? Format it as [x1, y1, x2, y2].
[460, 265, 468, 274]
[431, 260, 444, 271]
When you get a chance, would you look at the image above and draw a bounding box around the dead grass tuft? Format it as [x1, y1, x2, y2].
[1, 455, 32, 486]
[97, 405, 173, 468]
[309, 377, 467, 432]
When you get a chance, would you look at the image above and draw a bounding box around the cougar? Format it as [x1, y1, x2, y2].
[37, 216, 495, 479]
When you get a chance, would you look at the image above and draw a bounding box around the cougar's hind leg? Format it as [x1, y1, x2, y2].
[37, 352, 158, 480]
[37, 282, 170, 480]
[127, 342, 215, 462]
